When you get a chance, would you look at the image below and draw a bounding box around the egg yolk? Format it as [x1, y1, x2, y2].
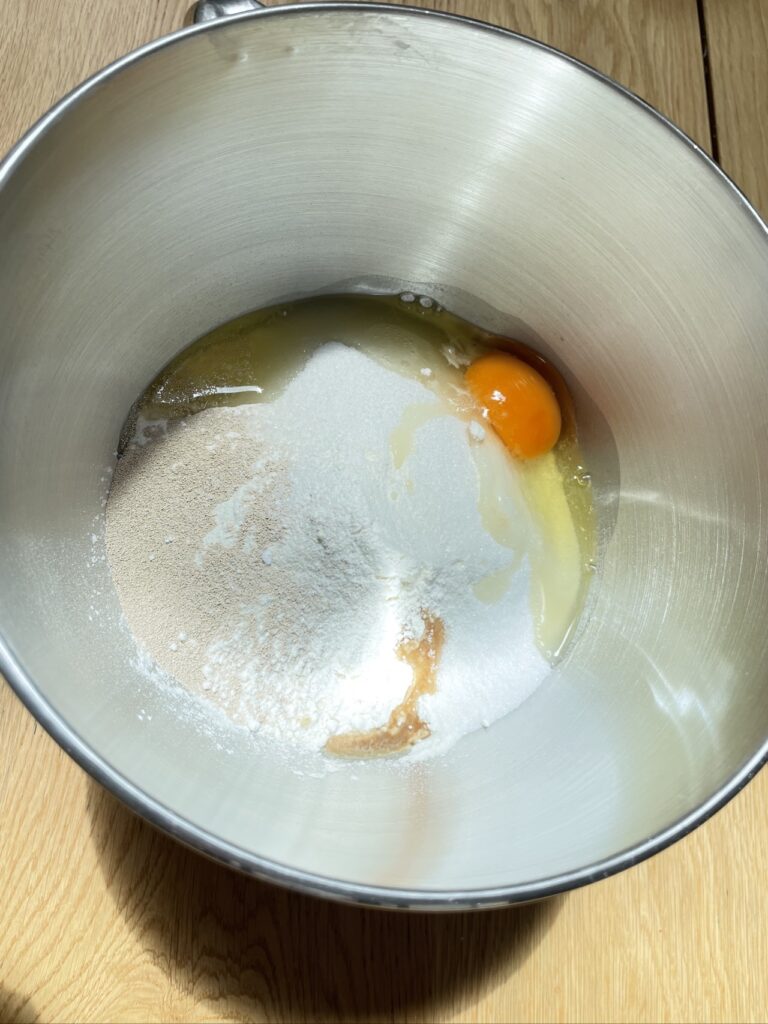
[465, 352, 562, 459]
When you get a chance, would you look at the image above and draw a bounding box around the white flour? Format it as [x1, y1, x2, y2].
[106, 343, 551, 760]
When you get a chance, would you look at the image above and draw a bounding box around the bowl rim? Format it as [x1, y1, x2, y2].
[1, 1, 767, 910]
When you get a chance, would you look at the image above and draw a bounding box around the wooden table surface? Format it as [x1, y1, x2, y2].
[1, 2, 767, 1022]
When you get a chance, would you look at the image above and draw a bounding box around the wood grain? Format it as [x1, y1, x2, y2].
[1, 2, 766, 1022]
[702, 0, 768, 215]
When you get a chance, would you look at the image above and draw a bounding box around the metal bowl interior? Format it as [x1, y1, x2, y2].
[0, 4, 767, 907]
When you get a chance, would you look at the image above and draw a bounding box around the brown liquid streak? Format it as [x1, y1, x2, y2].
[324, 612, 445, 759]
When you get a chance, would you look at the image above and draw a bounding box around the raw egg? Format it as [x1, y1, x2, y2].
[465, 352, 562, 459]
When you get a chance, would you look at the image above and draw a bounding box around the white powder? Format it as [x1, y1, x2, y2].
[106, 343, 550, 761]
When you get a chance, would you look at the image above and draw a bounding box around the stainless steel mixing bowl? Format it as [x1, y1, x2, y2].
[1, 2, 767, 909]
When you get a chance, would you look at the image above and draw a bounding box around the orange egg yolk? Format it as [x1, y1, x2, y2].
[465, 352, 562, 459]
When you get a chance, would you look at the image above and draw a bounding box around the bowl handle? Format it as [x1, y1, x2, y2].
[192, 0, 266, 23]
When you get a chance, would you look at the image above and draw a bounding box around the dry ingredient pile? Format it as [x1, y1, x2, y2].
[105, 295, 593, 762]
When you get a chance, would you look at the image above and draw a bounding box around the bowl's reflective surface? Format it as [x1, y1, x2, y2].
[0, 6, 766, 906]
